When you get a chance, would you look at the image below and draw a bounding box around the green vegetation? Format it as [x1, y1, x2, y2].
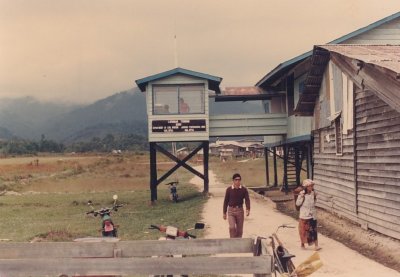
[210, 156, 284, 187]
[68, 133, 148, 153]
[0, 135, 65, 155]
[1, 188, 205, 242]
[0, 153, 205, 242]
[0, 133, 148, 155]
[210, 155, 307, 187]
[0, 152, 301, 242]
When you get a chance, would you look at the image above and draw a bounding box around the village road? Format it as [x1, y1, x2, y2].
[190, 168, 400, 277]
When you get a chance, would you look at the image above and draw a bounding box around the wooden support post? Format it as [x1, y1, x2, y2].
[155, 143, 204, 183]
[306, 143, 312, 179]
[149, 142, 208, 201]
[354, 87, 359, 214]
[264, 147, 270, 186]
[149, 142, 158, 202]
[295, 146, 300, 186]
[203, 141, 209, 193]
[283, 145, 288, 193]
[273, 147, 278, 187]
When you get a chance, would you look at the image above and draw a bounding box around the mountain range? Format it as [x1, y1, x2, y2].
[0, 89, 264, 144]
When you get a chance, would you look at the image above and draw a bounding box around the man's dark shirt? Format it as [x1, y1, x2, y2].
[223, 185, 250, 214]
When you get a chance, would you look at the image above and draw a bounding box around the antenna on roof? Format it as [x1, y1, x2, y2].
[174, 34, 179, 67]
[174, 22, 179, 67]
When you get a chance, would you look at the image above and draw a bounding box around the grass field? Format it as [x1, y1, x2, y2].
[0, 152, 299, 242]
[0, 153, 206, 242]
[209, 156, 285, 187]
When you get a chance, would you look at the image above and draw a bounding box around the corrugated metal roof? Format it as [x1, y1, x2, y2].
[215, 140, 264, 148]
[256, 11, 400, 88]
[295, 44, 400, 115]
[319, 44, 400, 74]
[215, 86, 281, 102]
[222, 87, 264, 96]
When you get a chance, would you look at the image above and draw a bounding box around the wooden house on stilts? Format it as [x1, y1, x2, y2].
[255, 12, 400, 239]
[298, 44, 400, 239]
[136, 68, 289, 202]
[256, 12, 400, 192]
[135, 68, 222, 202]
[134, 11, 400, 239]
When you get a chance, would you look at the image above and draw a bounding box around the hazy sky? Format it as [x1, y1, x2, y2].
[1, 0, 399, 103]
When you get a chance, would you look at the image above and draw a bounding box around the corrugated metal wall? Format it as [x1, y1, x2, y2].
[355, 89, 400, 239]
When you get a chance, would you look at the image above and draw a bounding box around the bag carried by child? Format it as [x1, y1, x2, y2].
[293, 186, 305, 211]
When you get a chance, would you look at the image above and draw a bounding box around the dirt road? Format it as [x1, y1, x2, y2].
[190, 168, 400, 277]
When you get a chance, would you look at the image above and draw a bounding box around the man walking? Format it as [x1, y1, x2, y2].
[223, 173, 250, 238]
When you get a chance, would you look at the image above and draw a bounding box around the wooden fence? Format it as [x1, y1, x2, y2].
[0, 237, 272, 277]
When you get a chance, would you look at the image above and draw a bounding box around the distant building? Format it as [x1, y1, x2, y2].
[210, 139, 264, 159]
[176, 147, 189, 159]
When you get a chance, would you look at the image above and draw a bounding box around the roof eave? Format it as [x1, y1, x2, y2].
[255, 11, 400, 88]
[255, 51, 312, 88]
[135, 67, 223, 93]
[214, 93, 283, 102]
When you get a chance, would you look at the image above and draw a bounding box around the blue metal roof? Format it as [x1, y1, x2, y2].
[256, 11, 400, 87]
[135, 67, 222, 93]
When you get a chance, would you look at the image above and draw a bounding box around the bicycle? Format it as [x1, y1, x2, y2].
[263, 224, 296, 276]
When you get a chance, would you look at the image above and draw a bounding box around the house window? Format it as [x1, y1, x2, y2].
[335, 117, 343, 155]
[179, 85, 205, 114]
[152, 84, 205, 115]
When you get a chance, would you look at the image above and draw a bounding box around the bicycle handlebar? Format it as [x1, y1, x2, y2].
[149, 225, 161, 230]
[165, 181, 179, 186]
[275, 224, 295, 233]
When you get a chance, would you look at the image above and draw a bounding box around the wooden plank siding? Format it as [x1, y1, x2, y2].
[343, 18, 400, 45]
[209, 113, 288, 137]
[313, 86, 400, 239]
[313, 126, 357, 218]
[355, 89, 400, 239]
[313, 64, 333, 130]
[312, 58, 358, 219]
[311, 47, 400, 239]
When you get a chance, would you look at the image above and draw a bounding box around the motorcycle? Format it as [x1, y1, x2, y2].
[86, 195, 123, 237]
[165, 181, 179, 203]
[149, 222, 205, 277]
[149, 222, 204, 240]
